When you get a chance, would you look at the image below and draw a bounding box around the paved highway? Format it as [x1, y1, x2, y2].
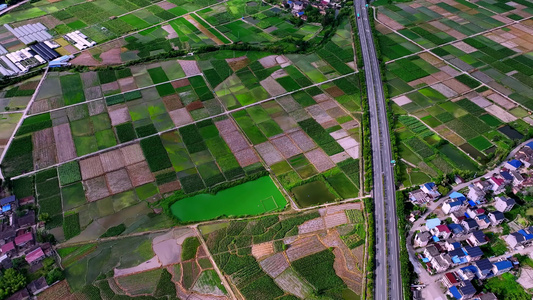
[354, 1, 403, 299]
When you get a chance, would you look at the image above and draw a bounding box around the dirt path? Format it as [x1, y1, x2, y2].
[184, 15, 224, 45]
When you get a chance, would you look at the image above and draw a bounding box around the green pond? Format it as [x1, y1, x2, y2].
[292, 180, 336, 208]
[170, 176, 287, 222]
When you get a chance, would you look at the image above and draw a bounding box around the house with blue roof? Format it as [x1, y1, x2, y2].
[506, 159, 522, 171]
[443, 198, 464, 214]
[448, 223, 465, 237]
[420, 182, 441, 199]
[500, 171, 513, 183]
[525, 141, 533, 150]
[462, 246, 483, 262]
[0, 196, 16, 215]
[492, 260, 513, 275]
[488, 211, 505, 226]
[467, 230, 488, 247]
[425, 218, 441, 231]
[449, 248, 468, 265]
[474, 259, 493, 279]
[457, 265, 478, 281]
[448, 280, 476, 299]
[449, 191, 464, 199]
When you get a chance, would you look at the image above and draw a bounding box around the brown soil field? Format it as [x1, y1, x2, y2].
[255, 142, 283, 166]
[305, 148, 335, 172]
[84, 86, 103, 100]
[325, 86, 344, 98]
[88, 100, 107, 116]
[105, 168, 133, 194]
[326, 203, 361, 215]
[273, 115, 298, 132]
[163, 94, 184, 111]
[120, 144, 145, 165]
[214, 119, 237, 135]
[258, 55, 278, 68]
[158, 181, 181, 194]
[226, 56, 249, 71]
[127, 161, 154, 187]
[29, 99, 50, 115]
[100, 47, 122, 65]
[37, 280, 77, 300]
[71, 51, 101, 66]
[286, 236, 326, 262]
[234, 148, 259, 167]
[271, 135, 301, 158]
[260, 77, 286, 96]
[184, 15, 223, 45]
[340, 120, 359, 131]
[327, 107, 347, 119]
[271, 69, 288, 79]
[318, 99, 339, 111]
[251, 241, 274, 260]
[83, 175, 111, 202]
[53, 124, 77, 162]
[108, 106, 132, 126]
[288, 130, 316, 152]
[99, 149, 126, 172]
[172, 78, 190, 89]
[178, 60, 201, 77]
[313, 93, 331, 103]
[186, 101, 204, 111]
[330, 151, 350, 163]
[101, 81, 120, 93]
[34, 146, 57, 170]
[33, 128, 55, 148]
[259, 252, 289, 277]
[157, 1, 177, 9]
[118, 77, 137, 92]
[80, 156, 105, 180]
[114, 256, 162, 277]
[80, 71, 99, 87]
[222, 131, 249, 152]
[298, 217, 325, 235]
[169, 108, 193, 127]
[324, 212, 348, 229]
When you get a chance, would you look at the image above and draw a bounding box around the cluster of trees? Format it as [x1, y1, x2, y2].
[0, 269, 26, 300]
[363, 197, 375, 300]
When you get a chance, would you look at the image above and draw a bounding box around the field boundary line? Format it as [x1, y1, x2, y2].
[0, 67, 49, 180]
[190, 12, 234, 44]
[10, 71, 358, 180]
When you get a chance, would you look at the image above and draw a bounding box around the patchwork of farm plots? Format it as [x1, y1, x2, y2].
[57, 203, 365, 299]
[3, 36, 361, 241]
[374, 0, 533, 185]
[202, 203, 366, 299]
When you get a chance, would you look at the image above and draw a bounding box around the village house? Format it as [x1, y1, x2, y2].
[27, 277, 48, 295]
[445, 241, 461, 251]
[488, 211, 505, 226]
[505, 232, 527, 249]
[442, 198, 463, 214]
[14, 231, 33, 249]
[414, 231, 432, 248]
[515, 142, 533, 167]
[421, 182, 441, 199]
[461, 219, 479, 232]
[425, 218, 441, 231]
[474, 259, 493, 279]
[462, 246, 483, 262]
[474, 181, 492, 193]
[408, 189, 428, 204]
[466, 208, 485, 219]
[475, 214, 491, 230]
[449, 247, 468, 265]
[448, 223, 466, 237]
[423, 244, 440, 260]
[431, 253, 452, 273]
[505, 159, 522, 171]
[492, 260, 513, 276]
[494, 196, 515, 213]
[457, 265, 478, 281]
[467, 230, 488, 247]
[431, 225, 452, 240]
[448, 280, 476, 300]
[511, 170, 524, 186]
[441, 272, 460, 288]
[478, 293, 498, 300]
[500, 170, 514, 184]
[25, 247, 45, 265]
[0, 196, 17, 216]
[488, 176, 506, 193]
[451, 212, 466, 224]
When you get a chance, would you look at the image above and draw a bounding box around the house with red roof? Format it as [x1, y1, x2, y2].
[0, 242, 14, 255]
[14, 232, 33, 247]
[489, 176, 506, 193]
[441, 272, 460, 288]
[431, 224, 452, 240]
[25, 248, 44, 265]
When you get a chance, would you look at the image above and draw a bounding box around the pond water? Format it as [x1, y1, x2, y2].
[459, 144, 488, 164]
[170, 176, 287, 222]
[292, 180, 336, 208]
[499, 125, 524, 140]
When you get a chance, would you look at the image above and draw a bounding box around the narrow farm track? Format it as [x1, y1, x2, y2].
[0, 67, 49, 180]
[10, 70, 358, 181]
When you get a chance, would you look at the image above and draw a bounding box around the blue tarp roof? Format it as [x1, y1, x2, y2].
[0, 196, 15, 206]
[493, 260, 512, 270]
[424, 182, 436, 189]
[525, 141, 533, 149]
[422, 257, 430, 262]
[450, 191, 464, 199]
[468, 200, 476, 207]
[518, 229, 533, 240]
[1, 205, 10, 212]
[508, 159, 522, 168]
[297, 11, 304, 15]
[449, 286, 462, 299]
[433, 236, 440, 242]
[426, 218, 441, 229]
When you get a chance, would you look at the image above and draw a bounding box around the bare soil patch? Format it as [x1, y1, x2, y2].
[255, 142, 283, 166]
[108, 106, 131, 126]
[83, 176, 111, 202]
[286, 236, 326, 262]
[80, 156, 105, 180]
[172, 78, 190, 89]
[258, 55, 278, 68]
[260, 77, 286, 96]
[485, 104, 517, 122]
[226, 56, 250, 71]
[288, 130, 316, 152]
[271, 135, 301, 158]
[70, 51, 101, 66]
[184, 15, 223, 45]
[298, 217, 325, 235]
[114, 256, 162, 277]
[30, 99, 50, 115]
[33, 128, 55, 148]
[100, 48, 122, 65]
[127, 161, 154, 187]
[178, 60, 201, 76]
[214, 119, 237, 134]
[120, 144, 145, 166]
[169, 108, 193, 127]
[158, 181, 181, 194]
[53, 124, 77, 162]
[487, 93, 516, 109]
[324, 212, 348, 229]
[325, 86, 344, 98]
[106, 168, 133, 194]
[304, 148, 334, 172]
[84, 86, 102, 100]
[34, 146, 57, 170]
[251, 241, 274, 260]
[157, 0, 177, 9]
[222, 130, 249, 152]
[101, 81, 120, 93]
[163, 94, 183, 111]
[259, 252, 289, 277]
[234, 148, 259, 167]
[118, 77, 137, 92]
[99, 149, 126, 172]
